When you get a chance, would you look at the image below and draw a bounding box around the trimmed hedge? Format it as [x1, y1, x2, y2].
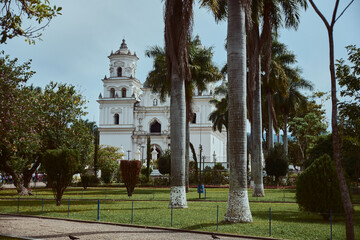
[296, 154, 345, 219]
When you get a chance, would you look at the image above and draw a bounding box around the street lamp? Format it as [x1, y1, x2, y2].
[141, 145, 145, 164]
[127, 150, 131, 160]
[198, 144, 203, 199]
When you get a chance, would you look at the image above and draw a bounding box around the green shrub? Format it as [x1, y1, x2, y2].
[141, 166, 152, 176]
[265, 144, 288, 184]
[42, 148, 80, 206]
[296, 154, 346, 219]
[158, 150, 171, 175]
[81, 174, 99, 189]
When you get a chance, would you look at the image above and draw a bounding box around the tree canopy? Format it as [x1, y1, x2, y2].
[0, 0, 61, 44]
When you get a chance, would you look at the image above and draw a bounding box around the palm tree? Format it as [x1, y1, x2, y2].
[275, 70, 313, 155]
[224, 0, 252, 223]
[261, 0, 307, 150]
[164, 0, 193, 208]
[146, 37, 222, 192]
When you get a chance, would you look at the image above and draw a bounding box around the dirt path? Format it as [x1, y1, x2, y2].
[0, 214, 270, 240]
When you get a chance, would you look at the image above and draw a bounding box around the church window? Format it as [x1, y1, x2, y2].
[114, 114, 119, 125]
[150, 121, 161, 133]
[153, 99, 158, 106]
[117, 67, 122, 77]
[122, 88, 126, 97]
[191, 113, 197, 124]
[110, 88, 115, 98]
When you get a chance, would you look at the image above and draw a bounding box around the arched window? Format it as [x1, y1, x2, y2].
[121, 88, 126, 98]
[110, 88, 115, 98]
[117, 67, 122, 77]
[114, 114, 119, 125]
[150, 121, 161, 133]
[153, 99, 158, 106]
[191, 113, 197, 124]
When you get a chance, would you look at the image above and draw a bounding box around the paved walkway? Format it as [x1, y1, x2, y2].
[0, 214, 272, 240]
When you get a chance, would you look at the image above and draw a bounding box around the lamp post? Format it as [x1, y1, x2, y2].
[141, 146, 145, 164]
[198, 144, 203, 199]
[127, 150, 131, 160]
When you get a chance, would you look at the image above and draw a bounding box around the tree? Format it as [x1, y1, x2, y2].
[145, 36, 222, 191]
[288, 112, 327, 164]
[164, 0, 193, 208]
[97, 145, 122, 183]
[224, 0, 252, 223]
[0, 58, 92, 195]
[296, 154, 345, 220]
[158, 149, 171, 175]
[120, 160, 141, 197]
[307, 1, 355, 237]
[265, 144, 288, 185]
[42, 148, 80, 206]
[337, 45, 360, 140]
[276, 75, 313, 155]
[0, 0, 61, 44]
[146, 136, 151, 182]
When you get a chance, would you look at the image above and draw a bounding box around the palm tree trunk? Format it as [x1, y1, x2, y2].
[284, 114, 288, 155]
[169, 66, 187, 208]
[267, 92, 274, 149]
[224, 0, 252, 223]
[185, 122, 190, 192]
[252, 56, 264, 197]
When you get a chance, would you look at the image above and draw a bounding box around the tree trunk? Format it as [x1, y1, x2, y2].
[307, 1, 354, 238]
[252, 56, 264, 197]
[185, 122, 190, 192]
[267, 92, 274, 149]
[224, 0, 252, 223]
[169, 66, 187, 208]
[284, 114, 288, 155]
[328, 24, 354, 240]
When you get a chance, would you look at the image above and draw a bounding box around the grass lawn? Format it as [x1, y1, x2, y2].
[0, 187, 359, 240]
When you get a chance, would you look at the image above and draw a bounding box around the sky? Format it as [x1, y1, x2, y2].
[3, 0, 360, 129]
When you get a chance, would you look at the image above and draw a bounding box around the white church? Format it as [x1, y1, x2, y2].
[97, 39, 227, 166]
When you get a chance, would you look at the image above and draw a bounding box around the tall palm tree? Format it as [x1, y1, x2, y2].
[146, 37, 222, 192]
[261, 0, 307, 150]
[275, 70, 313, 155]
[225, 0, 252, 223]
[164, 0, 193, 208]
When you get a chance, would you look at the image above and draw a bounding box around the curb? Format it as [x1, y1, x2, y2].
[0, 213, 281, 240]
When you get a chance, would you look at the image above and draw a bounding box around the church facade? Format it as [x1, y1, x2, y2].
[97, 40, 227, 166]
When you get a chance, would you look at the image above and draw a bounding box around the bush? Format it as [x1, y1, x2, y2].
[120, 160, 141, 196]
[81, 174, 99, 189]
[265, 144, 288, 185]
[296, 154, 346, 219]
[42, 149, 80, 206]
[158, 150, 171, 175]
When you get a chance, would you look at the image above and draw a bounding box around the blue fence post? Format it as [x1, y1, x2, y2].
[205, 189, 207, 199]
[17, 197, 20, 213]
[330, 210, 332, 240]
[216, 205, 219, 231]
[81, 189, 83, 199]
[97, 200, 100, 221]
[171, 204, 173, 227]
[269, 207, 271, 236]
[131, 201, 134, 224]
[67, 199, 70, 218]
[153, 188, 155, 200]
[41, 198, 44, 215]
